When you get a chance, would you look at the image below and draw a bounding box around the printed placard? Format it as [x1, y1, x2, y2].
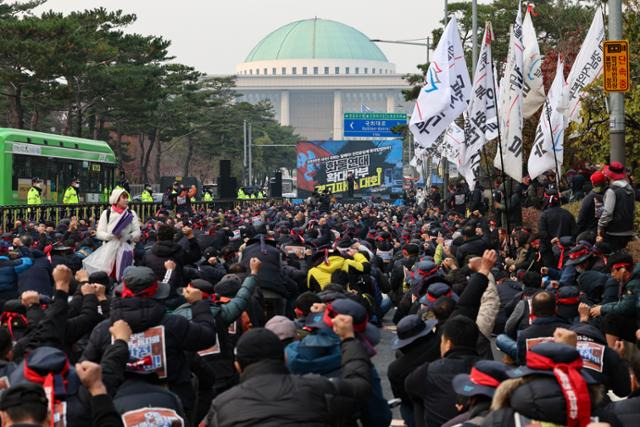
[577, 340, 605, 373]
[127, 325, 168, 379]
[197, 334, 221, 357]
[122, 407, 184, 427]
[525, 336, 554, 352]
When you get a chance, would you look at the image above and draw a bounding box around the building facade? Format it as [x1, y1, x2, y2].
[234, 18, 412, 140]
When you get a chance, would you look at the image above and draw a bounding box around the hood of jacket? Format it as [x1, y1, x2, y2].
[151, 240, 182, 258]
[610, 179, 634, 195]
[109, 188, 129, 205]
[110, 297, 166, 333]
[285, 332, 341, 376]
[313, 255, 347, 274]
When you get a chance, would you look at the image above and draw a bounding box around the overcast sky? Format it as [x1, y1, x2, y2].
[35, 0, 446, 75]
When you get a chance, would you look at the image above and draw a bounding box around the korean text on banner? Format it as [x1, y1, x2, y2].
[494, 6, 524, 183]
[528, 58, 568, 180]
[565, 7, 604, 123]
[409, 17, 471, 149]
[522, 8, 545, 118]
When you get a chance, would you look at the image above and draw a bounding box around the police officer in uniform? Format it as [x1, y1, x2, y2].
[203, 187, 214, 202]
[63, 178, 80, 204]
[27, 178, 43, 206]
[141, 183, 154, 203]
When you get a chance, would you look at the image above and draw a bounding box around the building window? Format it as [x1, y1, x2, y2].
[364, 67, 368, 74]
[263, 68, 267, 75]
[355, 67, 360, 74]
[292, 67, 297, 75]
[335, 66, 340, 74]
[372, 68, 375, 74]
[324, 66, 329, 75]
[256, 69, 259, 75]
[345, 67, 350, 74]
[302, 67, 308, 75]
[249, 69, 253, 75]
[282, 67, 286, 75]
[313, 66, 318, 75]
[272, 68, 276, 75]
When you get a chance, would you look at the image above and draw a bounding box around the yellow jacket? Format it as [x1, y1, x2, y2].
[141, 190, 154, 202]
[63, 186, 79, 204]
[307, 252, 367, 292]
[27, 187, 42, 205]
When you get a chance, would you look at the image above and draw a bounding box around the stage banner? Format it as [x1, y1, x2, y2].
[296, 140, 403, 198]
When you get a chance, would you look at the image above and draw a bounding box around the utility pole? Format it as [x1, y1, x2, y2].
[608, 0, 625, 164]
[243, 120, 247, 185]
[248, 122, 253, 185]
[442, 0, 449, 203]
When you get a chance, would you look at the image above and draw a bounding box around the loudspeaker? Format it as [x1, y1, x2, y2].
[219, 160, 231, 178]
[218, 176, 237, 199]
[270, 171, 282, 198]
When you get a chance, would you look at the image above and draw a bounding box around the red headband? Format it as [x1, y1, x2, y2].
[526, 351, 591, 427]
[121, 281, 158, 298]
[323, 305, 368, 333]
[417, 265, 439, 278]
[569, 248, 590, 260]
[611, 262, 632, 271]
[0, 312, 27, 339]
[469, 367, 500, 387]
[188, 284, 214, 301]
[557, 296, 580, 305]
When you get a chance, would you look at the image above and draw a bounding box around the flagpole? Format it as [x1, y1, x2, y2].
[482, 146, 496, 213]
[544, 105, 562, 199]
[490, 60, 512, 255]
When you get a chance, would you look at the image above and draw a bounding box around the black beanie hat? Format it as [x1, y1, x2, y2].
[234, 328, 284, 368]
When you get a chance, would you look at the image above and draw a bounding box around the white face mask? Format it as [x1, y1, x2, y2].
[72, 183, 79, 189]
[34, 182, 43, 189]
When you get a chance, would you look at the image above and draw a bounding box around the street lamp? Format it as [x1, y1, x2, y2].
[369, 38, 430, 64]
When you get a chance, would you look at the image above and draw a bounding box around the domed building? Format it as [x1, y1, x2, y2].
[234, 18, 411, 140]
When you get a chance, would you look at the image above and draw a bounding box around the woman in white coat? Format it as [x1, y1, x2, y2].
[84, 188, 141, 279]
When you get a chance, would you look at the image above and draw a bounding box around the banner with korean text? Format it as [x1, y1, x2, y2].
[296, 140, 403, 198]
[409, 16, 471, 149]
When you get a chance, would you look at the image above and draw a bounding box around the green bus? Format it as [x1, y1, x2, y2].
[0, 128, 116, 205]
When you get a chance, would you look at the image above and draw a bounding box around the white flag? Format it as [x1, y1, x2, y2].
[522, 7, 545, 118]
[528, 58, 568, 180]
[494, 6, 524, 183]
[441, 122, 478, 190]
[462, 21, 498, 188]
[565, 7, 605, 123]
[410, 17, 472, 149]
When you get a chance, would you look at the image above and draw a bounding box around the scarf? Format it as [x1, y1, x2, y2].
[23, 358, 69, 427]
[526, 351, 591, 427]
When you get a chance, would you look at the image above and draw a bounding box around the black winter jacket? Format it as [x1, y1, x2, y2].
[143, 237, 202, 293]
[205, 338, 372, 427]
[242, 237, 289, 297]
[456, 237, 488, 267]
[82, 297, 216, 410]
[515, 316, 569, 365]
[388, 326, 441, 404]
[17, 249, 53, 296]
[405, 346, 480, 427]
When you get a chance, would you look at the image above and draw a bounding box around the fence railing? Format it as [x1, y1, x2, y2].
[0, 198, 283, 229]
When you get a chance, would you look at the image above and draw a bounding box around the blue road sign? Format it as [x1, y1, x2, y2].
[343, 113, 407, 138]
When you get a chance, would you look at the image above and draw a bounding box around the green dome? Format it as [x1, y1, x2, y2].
[245, 18, 388, 62]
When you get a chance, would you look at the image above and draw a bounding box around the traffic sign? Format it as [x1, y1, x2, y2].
[343, 113, 407, 139]
[603, 40, 630, 92]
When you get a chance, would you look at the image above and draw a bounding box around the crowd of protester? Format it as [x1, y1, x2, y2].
[0, 161, 637, 426]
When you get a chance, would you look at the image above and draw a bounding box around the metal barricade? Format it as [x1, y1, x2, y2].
[0, 198, 285, 229]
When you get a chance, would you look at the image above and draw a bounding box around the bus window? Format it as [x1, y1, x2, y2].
[12, 154, 48, 191]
